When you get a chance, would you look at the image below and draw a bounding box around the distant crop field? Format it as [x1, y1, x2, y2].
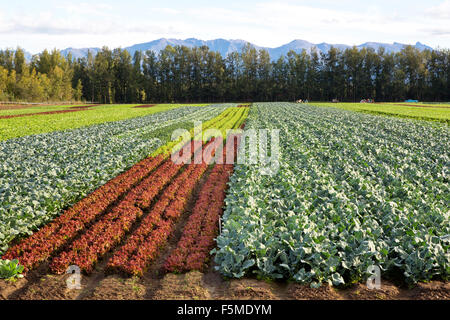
[392, 102, 450, 107]
[0, 105, 77, 116]
[311, 102, 450, 123]
[0, 103, 211, 141]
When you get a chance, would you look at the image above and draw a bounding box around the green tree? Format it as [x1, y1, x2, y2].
[74, 79, 83, 101]
[14, 48, 26, 76]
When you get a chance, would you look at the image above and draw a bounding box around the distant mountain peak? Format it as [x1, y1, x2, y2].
[54, 38, 433, 61]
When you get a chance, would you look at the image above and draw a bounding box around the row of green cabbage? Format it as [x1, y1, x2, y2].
[214, 102, 449, 286]
[0, 104, 231, 255]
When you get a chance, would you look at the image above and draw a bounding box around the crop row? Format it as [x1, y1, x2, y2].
[49, 159, 183, 274]
[214, 102, 449, 286]
[3, 134, 213, 275]
[2, 104, 246, 277]
[2, 155, 165, 272]
[165, 156, 235, 272]
[154, 107, 245, 156]
[6, 138, 203, 274]
[0, 105, 229, 255]
[50, 138, 211, 274]
[106, 138, 221, 276]
[69, 105, 99, 109]
[107, 160, 209, 276]
[200, 107, 248, 142]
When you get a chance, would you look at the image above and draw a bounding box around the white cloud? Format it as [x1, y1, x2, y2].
[1, 1, 450, 52]
[426, 0, 450, 19]
[168, 2, 440, 47]
[150, 8, 181, 15]
[421, 28, 450, 36]
[0, 10, 177, 36]
[57, 2, 114, 16]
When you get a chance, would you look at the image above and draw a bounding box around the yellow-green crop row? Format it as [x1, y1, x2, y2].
[152, 107, 249, 157]
[200, 107, 248, 141]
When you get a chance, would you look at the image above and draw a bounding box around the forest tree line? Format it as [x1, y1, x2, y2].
[1, 43, 449, 103]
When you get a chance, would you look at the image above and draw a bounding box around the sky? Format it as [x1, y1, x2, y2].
[1, 0, 450, 53]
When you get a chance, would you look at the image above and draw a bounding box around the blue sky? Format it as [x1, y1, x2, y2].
[1, 0, 450, 53]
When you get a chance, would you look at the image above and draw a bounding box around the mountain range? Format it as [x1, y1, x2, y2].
[26, 38, 435, 61]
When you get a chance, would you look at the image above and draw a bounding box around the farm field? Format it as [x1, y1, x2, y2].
[312, 102, 450, 123]
[0, 104, 233, 253]
[0, 103, 211, 115]
[0, 103, 210, 141]
[215, 103, 449, 286]
[0, 102, 449, 301]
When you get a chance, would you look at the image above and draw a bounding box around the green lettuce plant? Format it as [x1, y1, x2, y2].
[0, 259, 24, 280]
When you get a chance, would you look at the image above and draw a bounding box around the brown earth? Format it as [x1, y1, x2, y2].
[1, 263, 448, 300]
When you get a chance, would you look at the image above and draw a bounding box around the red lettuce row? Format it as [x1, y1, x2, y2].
[107, 139, 217, 276]
[164, 163, 234, 272]
[107, 161, 209, 276]
[49, 159, 183, 274]
[69, 105, 100, 109]
[164, 139, 239, 272]
[3, 155, 166, 272]
[48, 139, 205, 274]
[3, 138, 200, 273]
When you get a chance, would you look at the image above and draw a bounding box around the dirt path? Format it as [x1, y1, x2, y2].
[2, 263, 448, 300]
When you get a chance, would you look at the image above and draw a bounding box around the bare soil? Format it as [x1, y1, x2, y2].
[1, 264, 448, 300]
[3, 224, 447, 301]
